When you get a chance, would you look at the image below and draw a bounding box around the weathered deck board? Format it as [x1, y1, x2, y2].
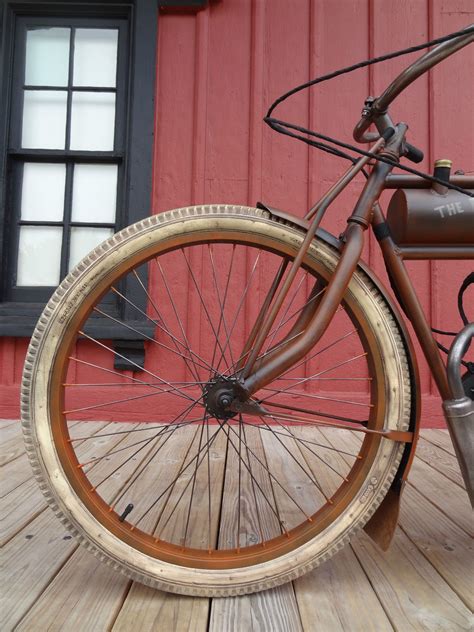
[415, 436, 465, 488]
[0, 454, 31, 497]
[399, 484, 474, 610]
[0, 420, 18, 429]
[209, 584, 303, 632]
[408, 456, 472, 535]
[291, 426, 394, 631]
[111, 583, 209, 632]
[0, 425, 25, 466]
[294, 546, 394, 632]
[1, 424, 472, 632]
[0, 510, 79, 630]
[352, 531, 473, 632]
[319, 429, 474, 631]
[422, 429, 456, 456]
[0, 478, 46, 546]
[1, 425, 156, 628]
[15, 547, 131, 631]
[210, 424, 303, 631]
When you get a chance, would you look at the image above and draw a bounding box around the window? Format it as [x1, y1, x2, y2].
[0, 1, 158, 344]
[9, 20, 125, 300]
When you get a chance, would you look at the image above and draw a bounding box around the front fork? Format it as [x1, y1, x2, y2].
[240, 141, 397, 397]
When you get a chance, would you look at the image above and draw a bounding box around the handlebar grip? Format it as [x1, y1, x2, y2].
[404, 142, 424, 164]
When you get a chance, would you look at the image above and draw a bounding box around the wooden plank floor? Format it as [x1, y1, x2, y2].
[1, 420, 472, 632]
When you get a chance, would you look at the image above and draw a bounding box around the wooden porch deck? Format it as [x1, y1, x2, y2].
[1, 419, 472, 631]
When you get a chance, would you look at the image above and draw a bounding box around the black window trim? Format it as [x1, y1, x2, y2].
[0, 0, 158, 343]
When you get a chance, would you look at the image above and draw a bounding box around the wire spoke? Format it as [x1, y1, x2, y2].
[261, 400, 368, 425]
[77, 330, 195, 403]
[261, 388, 373, 408]
[263, 270, 308, 352]
[63, 384, 203, 415]
[256, 416, 332, 502]
[138, 267, 208, 382]
[111, 282, 213, 377]
[181, 248, 229, 369]
[256, 409, 391, 438]
[93, 306, 210, 376]
[261, 415, 351, 483]
[237, 414, 243, 548]
[136, 422, 225, 531]
[268, 327, 357, 385]
[241, 418, 360, 460]
[266, 283, 327, 345]
[241, 422, 266, 544]
[224, 422, 312, 520]
[92, 401, 201, 493]
[155, 259, 208, 377]
[221, 424, 287, 535]
[80, 412, 202, 470]
[70, 416, 202, 442]
[182, 419, 207, 547]
[208, 244, 237, 374]
[217, 251, 262, 374]
[110, 414, 201, 511]
[64, 381, 207, 387]
[259, 351, 368, 403]
[206, 416, 213, 551]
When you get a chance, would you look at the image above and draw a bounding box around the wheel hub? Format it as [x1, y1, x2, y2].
[202, 376, 242, 420]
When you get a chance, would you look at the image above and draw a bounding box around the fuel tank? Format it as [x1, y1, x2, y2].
[387, 160, 474, 246]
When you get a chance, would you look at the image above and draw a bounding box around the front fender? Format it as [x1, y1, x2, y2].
[257, 201, 421, 550]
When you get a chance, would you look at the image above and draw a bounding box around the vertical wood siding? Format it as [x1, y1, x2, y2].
[1, 0, 472, 425]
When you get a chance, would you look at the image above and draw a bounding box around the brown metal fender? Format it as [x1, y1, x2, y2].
[257, 202, 421, 550]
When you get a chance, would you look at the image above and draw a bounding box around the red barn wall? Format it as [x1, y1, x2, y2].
[1, 0, 473, 426]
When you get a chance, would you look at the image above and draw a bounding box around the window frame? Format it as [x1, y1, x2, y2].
[0, 0, 158, 341]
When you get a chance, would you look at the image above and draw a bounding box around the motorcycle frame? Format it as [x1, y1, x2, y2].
[232, 27, 474, 542]
[238, 28, 474, 404]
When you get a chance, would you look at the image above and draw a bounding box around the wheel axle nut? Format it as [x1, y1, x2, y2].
[219, 395, 232, 408]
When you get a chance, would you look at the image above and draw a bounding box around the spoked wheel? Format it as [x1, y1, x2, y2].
[22, 205, 412, 596]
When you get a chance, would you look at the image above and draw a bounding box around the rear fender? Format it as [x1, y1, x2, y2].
[257, 202, 421, 550]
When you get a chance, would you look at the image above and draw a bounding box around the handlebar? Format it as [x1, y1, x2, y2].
[353, 25, 474, 146]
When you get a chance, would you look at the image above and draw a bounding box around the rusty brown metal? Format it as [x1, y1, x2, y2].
[386, 188, 474, 245]
[363, 488, 402, 551]
[384, 174, 474, 189]
[235, 258, 289, 371]
[372, 203, 452, 400]
[243, 145, 394, 396]
[240, 137, 386, 382]
[399, 246, 474, 259]
[353, 25, 474, 143]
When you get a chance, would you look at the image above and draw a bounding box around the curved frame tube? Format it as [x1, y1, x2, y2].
[353, 25, 474, 142]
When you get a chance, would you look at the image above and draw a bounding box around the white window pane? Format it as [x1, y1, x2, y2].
[25, 28, 70, 86]
[22, 90, 67, 149]
[69, 227, 113, 270]
[71, 164, 117, 223]
[17, 226, 62, 286]
[73, 29, 118, 87]
[21, 163, 66, 221]
[70, 92, 115, 150]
